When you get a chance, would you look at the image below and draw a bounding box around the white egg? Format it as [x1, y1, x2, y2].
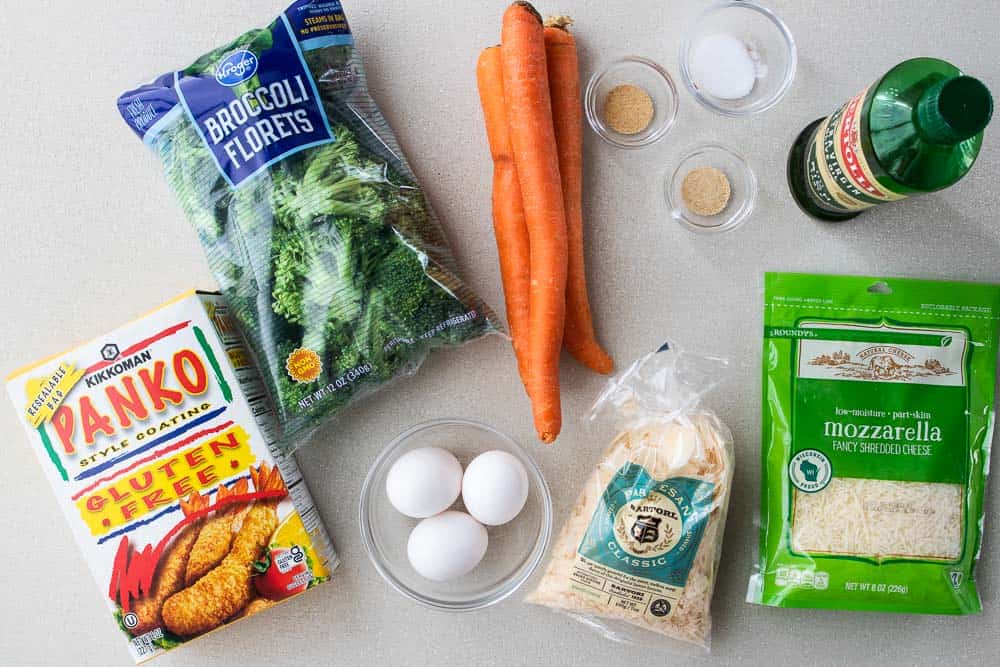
[407, 511, 488, 581]
[385, 447, 463, 518]
[461, 450, 529, 526]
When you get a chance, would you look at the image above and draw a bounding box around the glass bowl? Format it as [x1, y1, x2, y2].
[359, 419, 552, 611]
[585, 56, 678, 149]
[665, 143, 757, 233]
[679, 0, 796, 117]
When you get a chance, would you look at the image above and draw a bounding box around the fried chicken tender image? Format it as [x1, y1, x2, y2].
[161, 464, 286, 636]
[185, 479, 250, 586]
[129, 493, 206, 636]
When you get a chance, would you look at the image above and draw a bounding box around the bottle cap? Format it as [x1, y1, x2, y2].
[917, 76, 993, 145]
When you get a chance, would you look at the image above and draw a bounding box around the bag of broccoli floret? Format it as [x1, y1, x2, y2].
[117, 1, 498, 448]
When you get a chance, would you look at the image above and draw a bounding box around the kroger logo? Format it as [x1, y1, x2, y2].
[215, 50, 258, 86]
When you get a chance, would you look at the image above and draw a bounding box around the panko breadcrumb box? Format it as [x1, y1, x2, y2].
[6, 290, 338, 663]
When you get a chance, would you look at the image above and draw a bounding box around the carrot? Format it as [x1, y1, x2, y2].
[544, 17, 614, 376]
[501, 1, 567, 443]
[476, 46, 532, 388]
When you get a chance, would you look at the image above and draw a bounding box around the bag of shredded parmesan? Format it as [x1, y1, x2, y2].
[749, 273, 1000, 614]
[528, 342, 733, 652]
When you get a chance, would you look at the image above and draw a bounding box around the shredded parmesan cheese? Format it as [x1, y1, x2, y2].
[791, 478, 962, 560]
[527, 413, 733, 648]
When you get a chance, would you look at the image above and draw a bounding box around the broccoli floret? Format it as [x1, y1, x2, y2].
[338, 289, 409, 383]
[271, 228, 307, 323]
[272, 133, 388, 227]
[158, 120, 228, 241]
[373, 244, 435, 329]
[371, 242, 475, 340]
[272, 217, 364, 342]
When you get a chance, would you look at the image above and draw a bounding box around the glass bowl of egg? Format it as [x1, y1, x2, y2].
[679, 0, 796, 117]
[359, 418, 552, 611]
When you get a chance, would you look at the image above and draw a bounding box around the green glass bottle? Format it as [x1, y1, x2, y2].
[788, 57, 993, 221]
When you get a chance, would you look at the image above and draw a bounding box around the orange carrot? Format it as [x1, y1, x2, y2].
[544, 17, 614, 376]
[476, 46, 532, 388]
[501, 1, 567, 443]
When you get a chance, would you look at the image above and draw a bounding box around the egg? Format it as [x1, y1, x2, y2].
[385, 447, 463, 518]
[461, 450, 529, 526]
[407, 511, 488, 581]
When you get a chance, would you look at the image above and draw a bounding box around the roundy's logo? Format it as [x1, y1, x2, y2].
[215, 50, 259, 86]
[789, 449, 832, 493]
[613, 491, 683, 557]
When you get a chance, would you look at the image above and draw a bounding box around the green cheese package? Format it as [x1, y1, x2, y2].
[749, 273, 1000, 614]
[117, 1, 497, 448]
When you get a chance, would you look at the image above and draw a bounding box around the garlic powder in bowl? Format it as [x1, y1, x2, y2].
[585, 56, 678, 149]
[666, 143, 756, 234]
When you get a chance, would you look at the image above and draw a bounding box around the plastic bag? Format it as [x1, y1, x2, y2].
[117, 1, 498, 448]
[528, 342, 734, 652]
[749, 273, 1000, 614]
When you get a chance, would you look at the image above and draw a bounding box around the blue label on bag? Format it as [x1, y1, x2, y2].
[566, 462, 715, 621]
[578, 464, 714, 587]
[284, 0, 354, 50]
[173, 16, 334, 187]
[117, 2, 352, 144]
[117, 73, 182, 141]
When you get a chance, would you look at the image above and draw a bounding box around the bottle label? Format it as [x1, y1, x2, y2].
[805, 84, 907, 213]
[569, 463, 714, 621]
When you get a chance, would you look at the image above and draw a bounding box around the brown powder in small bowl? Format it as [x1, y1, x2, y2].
[601, 84, 654, 135]
[681, 167, 731, 216]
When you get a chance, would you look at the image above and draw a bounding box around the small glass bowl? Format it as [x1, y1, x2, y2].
[679, 0, 796, 117]
[359, 419, 552, 611]
[585, 56, 678, 149]
[666, 143, 757, 233]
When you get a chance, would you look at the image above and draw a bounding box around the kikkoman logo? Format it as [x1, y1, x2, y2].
[809, 345, 955, 382]
[215, 50, 259, 86]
